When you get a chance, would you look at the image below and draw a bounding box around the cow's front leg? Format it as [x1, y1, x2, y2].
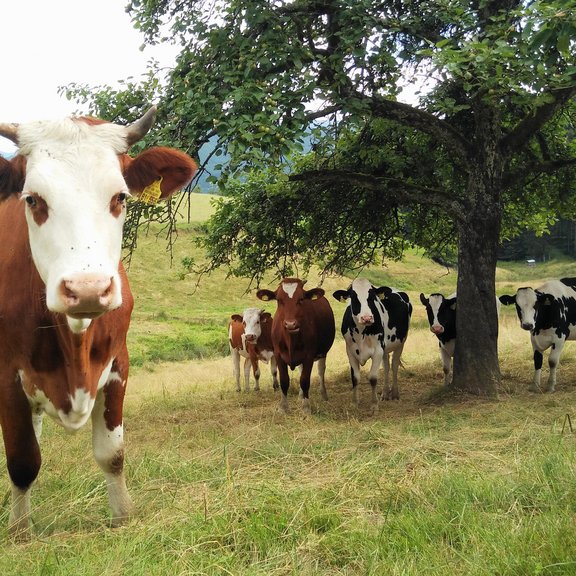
[380, 352, 392, 400]
[91, 367, 132, 527]
[440, 346, 453, 386]
[368, 352, 383, 412]
[270, 356, 279, 391]
[531, 349, 543, 392]
[388, 346, 403, 400]
[545, 340, 564, 393]
[346, 345, 362, 407]
[299, 360, 315, 414]
[277, 358, 290, 413]
[231, 349, 241, 392]
[316, 357, 329, 402]
[243, 357, 252, 392]
[0, 382, 41, 541]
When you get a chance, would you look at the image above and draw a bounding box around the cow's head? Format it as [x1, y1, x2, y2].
[420, 292, 457, 335]
[0, 107, 197, 333]
[333, 278, 387, 326]
[499, 288, 537, 331]
[234, 307, 271, 343]
[257, 278, 324, 334]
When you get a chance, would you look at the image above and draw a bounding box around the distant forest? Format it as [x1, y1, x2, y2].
[499, 219, 576, 262]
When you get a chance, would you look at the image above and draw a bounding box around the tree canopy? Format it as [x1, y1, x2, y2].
[65, 0, 576, 395]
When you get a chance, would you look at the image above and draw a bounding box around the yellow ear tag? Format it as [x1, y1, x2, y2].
[260, 294, 270, 301]
[140, 177, 163, 204]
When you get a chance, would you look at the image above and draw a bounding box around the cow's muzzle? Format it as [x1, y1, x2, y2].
[431, 325, 444, 335]
[58, 273, 119, 318]
[284, 320, 300, 333]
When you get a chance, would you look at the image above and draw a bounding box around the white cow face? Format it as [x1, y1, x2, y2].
[509, 288, 538, 331]
[17, 120, 132, 331]
[242, 307, 264, 343]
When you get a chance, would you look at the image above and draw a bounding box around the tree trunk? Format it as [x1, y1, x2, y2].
[451, 181, 502, 397]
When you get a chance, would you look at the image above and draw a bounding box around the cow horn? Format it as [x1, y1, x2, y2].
[125, 106, 157, 147]
[0, 123, 19, 144]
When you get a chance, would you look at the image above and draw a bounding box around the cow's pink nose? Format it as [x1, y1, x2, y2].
[245, 334, 257, 342]
[431, 325, 444, 335]
[60, 274, 117, 317]
[284, 320, 299, 332]
[359, 314, 374, 325]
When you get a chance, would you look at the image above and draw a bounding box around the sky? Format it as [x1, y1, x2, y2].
[0, 0, 177, 153]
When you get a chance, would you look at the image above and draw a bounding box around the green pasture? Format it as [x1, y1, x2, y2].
[1, 192, 576, 575]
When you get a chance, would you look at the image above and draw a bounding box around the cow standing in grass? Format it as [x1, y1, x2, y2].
[257, 278, 335, 414]
[0, 107, 197, 539]
[499, 278, 576, 392]
[228, 307, 278, 392]
[419, 292, 457, 386]
[333, 278, 412, 410]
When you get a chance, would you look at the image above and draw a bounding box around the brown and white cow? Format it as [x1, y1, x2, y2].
[0, 107, 197, 539]
[257, 278, 335, 414]
[228, 307, 279, 392]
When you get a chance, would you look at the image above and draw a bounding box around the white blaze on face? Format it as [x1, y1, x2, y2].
[282, 282, 298, 298]
[351, 278, 376, 325]
[17, 120, 130, 329]
[515, 288, 538, 329]
[427, 294, 445, 333]
[242, 307, 263, 342]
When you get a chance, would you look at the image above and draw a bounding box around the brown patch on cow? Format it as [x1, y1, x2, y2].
[24, 194, 49, 226]
[109, 193, 127, 218]
[0, 155, 27, 200]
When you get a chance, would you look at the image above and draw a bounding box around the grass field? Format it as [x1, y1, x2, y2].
[1, 193, 576, 575]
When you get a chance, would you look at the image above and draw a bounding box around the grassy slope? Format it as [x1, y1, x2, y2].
[1, 193, 576, 574]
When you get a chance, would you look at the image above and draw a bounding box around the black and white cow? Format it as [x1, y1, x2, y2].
[499, 277, 576, 392]
[333, 278, 412, 410]
[419, 292, 457, 386]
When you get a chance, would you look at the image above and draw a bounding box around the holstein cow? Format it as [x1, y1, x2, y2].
[419, 292, 457, 386]
[333, 278, 412, 410]
[0, 107, 197, 539]
[228, 307, 279, 392]
[499, 278, 576, 392]
[256, 278, 335, 414]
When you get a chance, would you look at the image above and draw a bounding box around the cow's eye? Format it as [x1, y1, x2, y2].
[25, 195, 37, 207]
[117, 192, 127, 203]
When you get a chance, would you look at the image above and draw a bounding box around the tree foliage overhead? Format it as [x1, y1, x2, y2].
[66, 0, 576, 395]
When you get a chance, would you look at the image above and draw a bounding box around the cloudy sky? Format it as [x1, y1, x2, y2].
[0, 0, 177, 153]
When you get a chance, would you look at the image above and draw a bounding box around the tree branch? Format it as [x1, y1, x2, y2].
[290, 168, 467, 221]
[503, 157, 576, 188]
[501, 85, 576, 154]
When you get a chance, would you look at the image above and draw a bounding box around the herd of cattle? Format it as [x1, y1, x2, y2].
[229, 277, 576, 412]
[0, 108, 574, 540]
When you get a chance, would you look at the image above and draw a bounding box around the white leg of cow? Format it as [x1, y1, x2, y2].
[545, 340, 564, 393]
[317, 357, 329, 401]
[440, 346, 453, 386]
[243, 357, 252, 392]
[231, 349, 241, 392]
[368, 353, 383, 412]
[389, 347, 403, 400]
[9, 485, 32, 541]
[380, 353, 391, 400]
[91, 384, 133, 527]
[346, 346, 362, 407]
[270, 356, 279, 391]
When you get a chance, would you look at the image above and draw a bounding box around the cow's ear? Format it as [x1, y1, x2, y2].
[539, 293, 553, 306]
[449, 298, 457, 310]
[122, 147, 198, 202]
[231, 314, 243, 322]
[260, 312, 272, 322]
[376, 286, 392, 300]
[332, 290, 349, 303]
[499, 294, 516, 306]
[0, 155, 26, 200]
[306, 288, 325, 300]
[419, 293, 429, 306]
[257, 289, 276, 302]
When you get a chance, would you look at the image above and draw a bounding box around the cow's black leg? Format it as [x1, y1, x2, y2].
[0, 379, 41, 541]
[530, 348, 543, 392]
[299, 361, 314, 414]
